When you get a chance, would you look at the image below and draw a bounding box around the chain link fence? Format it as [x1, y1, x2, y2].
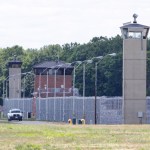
[4, 97, 150, 124]
[3, 98, 32, 119]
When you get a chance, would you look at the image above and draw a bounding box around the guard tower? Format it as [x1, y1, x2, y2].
[120, 14, 149, 124]
[8, 56, 22, 98]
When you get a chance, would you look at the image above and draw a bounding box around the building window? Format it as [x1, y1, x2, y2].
[12, 64, 19, 68]
[128, 32, 142, 39]
[48, 69, 55, 75]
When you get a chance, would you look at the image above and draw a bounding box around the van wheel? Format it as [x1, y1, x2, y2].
[19, 117, 22, 121]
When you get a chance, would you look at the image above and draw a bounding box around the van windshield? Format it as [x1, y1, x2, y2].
[11, 110, 21, 113]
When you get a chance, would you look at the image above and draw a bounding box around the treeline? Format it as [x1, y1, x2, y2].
[1, 35, 150, 101]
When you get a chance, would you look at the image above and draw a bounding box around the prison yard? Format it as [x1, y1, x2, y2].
[0, 122, 150, 150]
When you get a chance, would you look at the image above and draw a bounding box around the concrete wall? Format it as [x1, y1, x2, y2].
[123, 39, 147, 124]
[9, 68, 21, 98]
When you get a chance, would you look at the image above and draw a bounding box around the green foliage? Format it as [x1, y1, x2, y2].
[4, 35, 149, 97]
[0, 36, 123, 97]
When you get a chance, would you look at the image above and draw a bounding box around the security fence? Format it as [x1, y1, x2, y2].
[146, 97, 150, 124]
[3, 98, 32, 119]
[3, 96, 122, 124]
[4, 97, 150, 124]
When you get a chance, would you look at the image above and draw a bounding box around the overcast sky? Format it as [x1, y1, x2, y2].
[0, 0, 150, 49]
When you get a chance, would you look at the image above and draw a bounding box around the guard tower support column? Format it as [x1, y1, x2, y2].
[120, 14, 149, 124]
[8, 56, 22, 99]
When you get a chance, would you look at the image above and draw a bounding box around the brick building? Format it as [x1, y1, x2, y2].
[33, 61, 74, 98]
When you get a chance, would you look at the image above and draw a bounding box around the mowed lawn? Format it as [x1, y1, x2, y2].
[0, 122, 150, 150]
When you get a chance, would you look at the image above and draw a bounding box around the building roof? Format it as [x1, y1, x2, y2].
[8, 55, 22, 65]
[33, 61, 74, 69]
[120, 23, 149, 29]
[8, 60, 22, 64]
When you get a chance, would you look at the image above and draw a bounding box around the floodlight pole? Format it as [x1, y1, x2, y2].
[54, 65, 62, 121]
[2, 81, 4, 100]
[83, 63, 86, 119]
[62, 63, 72, 121]
[72, 61, 82, 117]
[39, 73, 41, 98]
[63, 68, 66, 121]
[94, 53, 116, 124]
[95, 62, 98, 124]
[23, 76, 25, 98]
[82, 60, 93, 119]
[73, 66, 75, 116]
[46, 70, 48, 98]
[6, 80, 8, 99]
[54, 69, 57, 121]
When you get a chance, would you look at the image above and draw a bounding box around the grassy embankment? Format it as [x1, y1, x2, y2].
[0, 122, 150, 150]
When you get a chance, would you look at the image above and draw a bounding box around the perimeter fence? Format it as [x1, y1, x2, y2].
[3, 97, 150, 124]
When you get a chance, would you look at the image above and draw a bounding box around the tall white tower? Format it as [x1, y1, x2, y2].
[120, 14, 149, 124]
[8, 56, 22, 99]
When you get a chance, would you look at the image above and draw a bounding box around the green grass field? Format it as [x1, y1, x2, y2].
[0, 122, 150, 150]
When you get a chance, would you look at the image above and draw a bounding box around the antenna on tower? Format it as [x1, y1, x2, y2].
[133, 13, 138, 23]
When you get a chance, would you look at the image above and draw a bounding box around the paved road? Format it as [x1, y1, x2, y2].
[17, 120, 52, 125]
[0, 119, 66, 125]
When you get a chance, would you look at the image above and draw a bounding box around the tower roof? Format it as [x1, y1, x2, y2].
[120, 13, 149, 29]
[120, 23, 149, 29]
[33, 61, 74, 69]
[8, 55, 22, 67]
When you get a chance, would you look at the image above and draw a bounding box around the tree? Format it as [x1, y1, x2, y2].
[0, 35, 125, 99]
